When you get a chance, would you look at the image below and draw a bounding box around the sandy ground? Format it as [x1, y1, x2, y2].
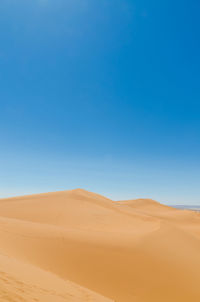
[0, 189, 200, 301]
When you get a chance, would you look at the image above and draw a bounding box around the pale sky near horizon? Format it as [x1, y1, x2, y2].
[0, 0, 200, 204]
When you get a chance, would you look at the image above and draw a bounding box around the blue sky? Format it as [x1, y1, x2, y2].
[0, 0, 200, 204]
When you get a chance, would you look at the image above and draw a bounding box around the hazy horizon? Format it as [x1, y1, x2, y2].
[0, 187, 198, 207]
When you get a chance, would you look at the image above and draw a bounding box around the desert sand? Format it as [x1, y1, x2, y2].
[1, 189, 200, 301]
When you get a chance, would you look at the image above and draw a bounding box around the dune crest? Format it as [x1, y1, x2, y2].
[1, 189, 200, 301]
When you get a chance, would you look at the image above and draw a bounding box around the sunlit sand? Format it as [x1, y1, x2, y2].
[1, 189, 200, 301]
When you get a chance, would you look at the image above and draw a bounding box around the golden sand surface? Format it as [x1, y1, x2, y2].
[1, 189, 200, 301]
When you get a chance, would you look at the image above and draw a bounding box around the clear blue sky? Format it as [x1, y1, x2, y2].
[0, 0, 200, 204]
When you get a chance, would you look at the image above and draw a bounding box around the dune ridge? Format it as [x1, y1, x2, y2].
[1, 189, 200, 301]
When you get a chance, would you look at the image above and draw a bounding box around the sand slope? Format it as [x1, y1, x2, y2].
[1, 189, 200, 301]
[0, 253, 112, 302]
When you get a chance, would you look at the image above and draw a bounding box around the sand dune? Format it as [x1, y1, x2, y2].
[0, 253, 112, 302]
[1, 189, 200, 301]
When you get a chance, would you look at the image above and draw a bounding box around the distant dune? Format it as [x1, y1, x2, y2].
[1, 189, 200, 301]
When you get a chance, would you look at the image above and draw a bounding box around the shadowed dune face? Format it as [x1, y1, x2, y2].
[0, 253, 112, 302]
[1, 189, 200, 301]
